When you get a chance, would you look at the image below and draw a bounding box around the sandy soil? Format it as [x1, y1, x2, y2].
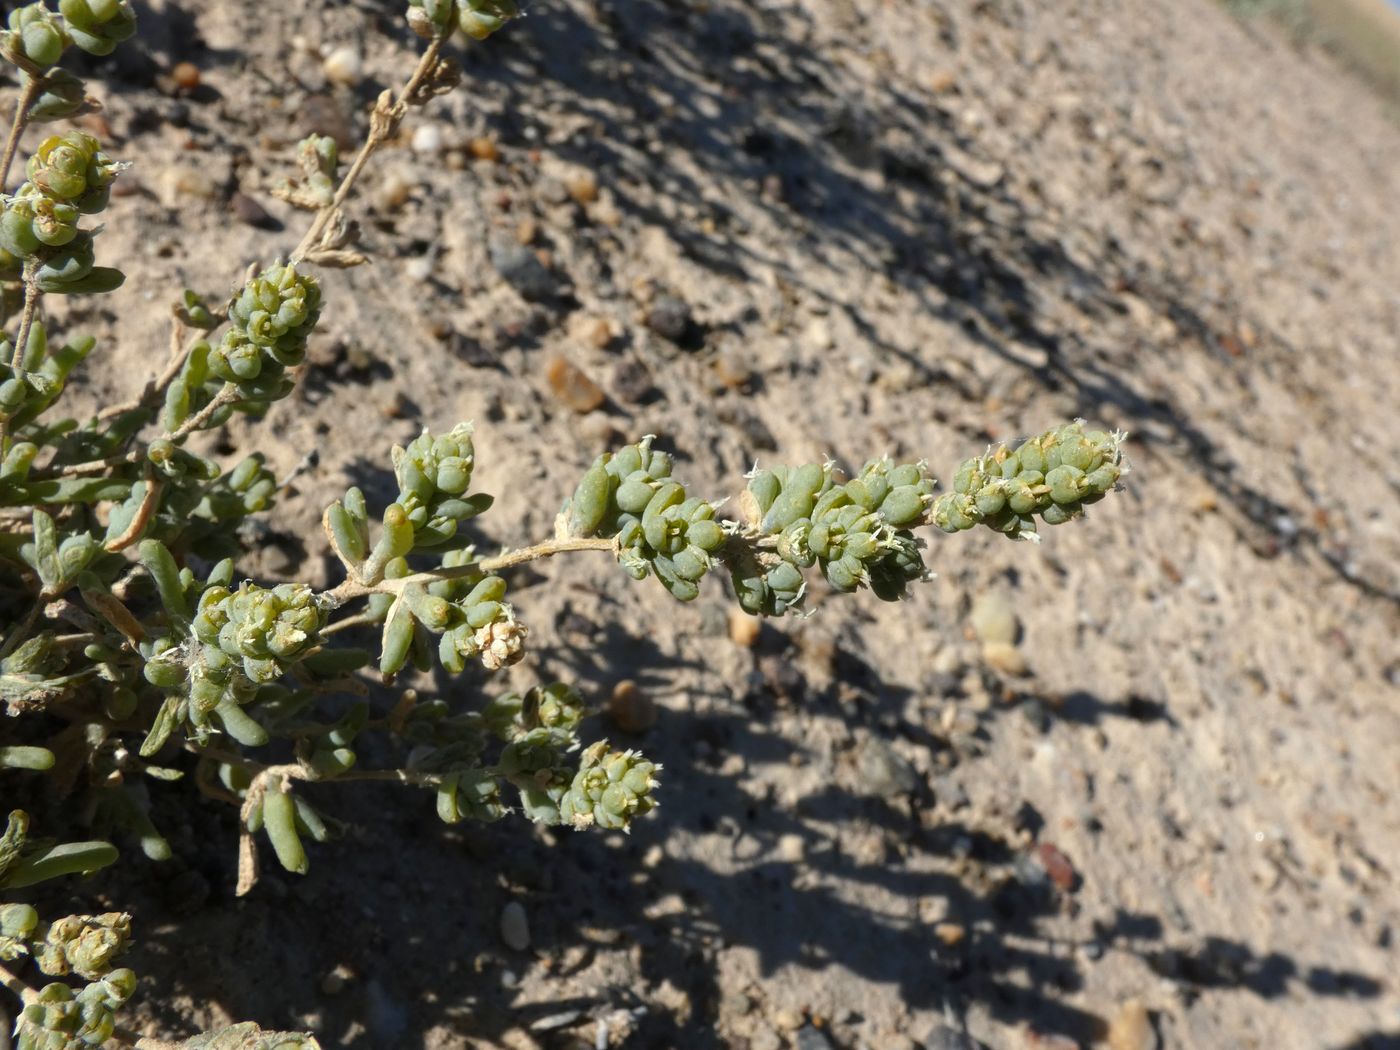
[15, 0, 1400, 1047]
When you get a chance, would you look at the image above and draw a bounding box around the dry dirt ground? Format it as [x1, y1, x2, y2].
[14, 0, 1400, 1047]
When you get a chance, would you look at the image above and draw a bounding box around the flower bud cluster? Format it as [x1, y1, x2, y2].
[0, 132, 124, 294]
[14, 968, 135, 1050]
[209, 263, 321, 403]
[33, 912, 130, 981]
[565, 437, 727, 601]
[559, 741, 661, 831]
[2, 5, 69, 69]
[57, 0, 136, 56]
[930, 421, 1126, 540]
[406, 0, 518, 40]
[390, 424, 493, 548]
[735, 456, 934, 613]
[193, 581, 326, 684]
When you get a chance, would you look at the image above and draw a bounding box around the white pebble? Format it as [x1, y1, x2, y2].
[322, 46, 362, 86]
[412, 124, 444, 156]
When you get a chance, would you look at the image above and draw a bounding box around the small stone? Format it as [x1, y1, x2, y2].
[377, 174, 413, 210]
[795, 1026, 834, 1050]
[751, 1025, 783, 1050]
[928, 70, 957, 94]
[1107, 1000, 1154, 1050]
[773, 1009, 805, 1032]
[320, 964, 354, 995]
[776, 833, 805, 863]
[584, 316, 614, 349]
[802, 317, 834, 353]
[515, 218, 538, 246]
[172, 61, 201, 91]
[1034, 842, 1078, 892]
[858, 737, 918, 797]
[412, 123, 444, 156]
[606, 679, 657, 733]
[982, 641, 1029, 677]
[729, 608, 762, 648]
[934, 922, 965, 947]
[565, 170, 599, 204]
[546, 356, 606, 414]
[610, 359, 657, 404]
[715, 350, 753, 390]
[969, 591, 1018, 646]
[922, 1026, 983, 1050]
[646, 295, 693, 344]
[469, 136, 500, 161]
[322, 46, 362, 86]
[500, 901, 530, 951]
[491, 239, 560, 302]
[231, 192, 280, 231]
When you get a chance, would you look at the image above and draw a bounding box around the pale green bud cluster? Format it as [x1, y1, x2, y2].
[181, 1022, 323, 1049]
[33, 912, 130, 980]
[390, 424, 493, 547]
[0, 131, 124, 294]
[27, 131, 121, 209]
[193, 581, 326, 683]
[565, 437, 727, 601]
[734, 455, 934, 613]
[57, 0, 136, 56]
[1, 901, 40, 959]
[15, 969, 136, 1050]
[209, 263, 321, 401]
[559, 741, 661, 831]
[383, 568, 525, 676]
[930, 421, 1126, 540]
[273, 135, 339, 210]
[406, 0, 518, 40]
[1, 4, 69, 69]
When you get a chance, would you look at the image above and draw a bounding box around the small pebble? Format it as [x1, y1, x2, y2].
[773, 1009, 805, 1032]
[500, 901, 530, 951]
[566, 170, 599, 204]
[172, 61, 201, 91]
[491, 239, 560, 302]
[606, 679, 657, 734]
[231, 191, 280, 230]
[982, 641, 1029, 677]
[970, 591, 1018, 646]
[469, 137, 500, 161]
[1035, 842, 1078, 892]
[934, 922, 966, 947]
[412, 123, 444, 155]
[645, 295, 693, 344]
[776, 833, 805, 863]
[546, 356, 606, 414]
[795, 1026, 834, 1050]
[322, 46, 362, 86]
[1107, 1000, 1154, 1050]
[320, 964, 354, 995]
[728, 608, 762, 648]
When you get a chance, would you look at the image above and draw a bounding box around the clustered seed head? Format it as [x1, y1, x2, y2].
[34, 913, 130, 981]
[391, 424, 492, 547]
[406, 0, 518, 40]
[57, 0, 136, 56]
[565, 436, 726, 601]
[193, 582, 326, 684]
[735, 455, 935, 613]
[2, 4, 65, 68]
[559, 741, 661, 831]
[27, 132, 120, 210]
[14, 968, 135, 1050]
[930, 421, 1126, 540]
[209, 263, 321, 400]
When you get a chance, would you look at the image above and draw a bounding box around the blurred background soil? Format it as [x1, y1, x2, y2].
[13, 0, 1400, 1046]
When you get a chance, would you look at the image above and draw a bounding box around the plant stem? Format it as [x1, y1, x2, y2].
[323, 536, 617, 605]
[9, 264, 39, 372]
[0, 959, 37, 1004]
[167, 383, 237, 441]
[290, 35, 446, 264]
[0, 71, 40, 191]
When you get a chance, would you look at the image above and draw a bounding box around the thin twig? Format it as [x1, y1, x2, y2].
[322, 536, 617, 605]
[290, 36, 446, 264]
[0, 71, 40, 190]
[9, 263, 40, 371]
[167, 383, 238, 441]
[0, 959, 37, 1004]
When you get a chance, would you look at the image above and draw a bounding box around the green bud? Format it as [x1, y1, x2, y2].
[560, 741, 661, 831]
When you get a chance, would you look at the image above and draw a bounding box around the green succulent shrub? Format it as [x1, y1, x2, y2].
[0, 1, 1127, 1045]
